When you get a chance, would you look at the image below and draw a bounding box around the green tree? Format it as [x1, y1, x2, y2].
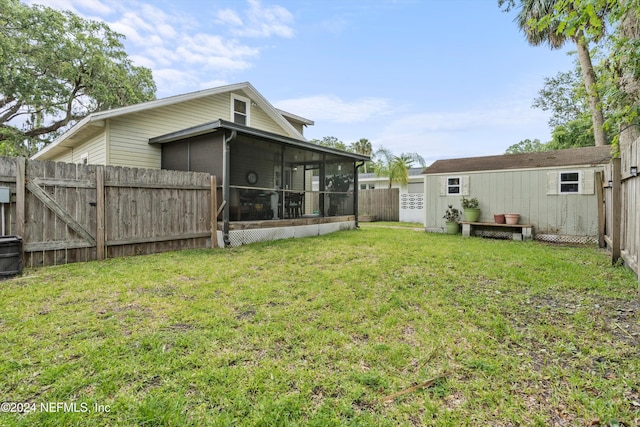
[505, 138, 550, 154]
[531, 66, 596, 149]
[310, 136, 349, 151]
[540, 0, 640, 147]
[374, 147, 425, 189]
[349, 138, 374, 173]
[548, 118, 595, 149]
[0, 0, 156, 156]
[533, 69, 586, 128]
[601, 0, 640, 145]
[499, 0, 608, 146]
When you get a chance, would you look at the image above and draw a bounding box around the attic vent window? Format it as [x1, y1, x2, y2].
[559, 171, 580, 193]
[231, 94, 250, 126]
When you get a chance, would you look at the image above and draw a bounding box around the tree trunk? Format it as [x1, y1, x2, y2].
[574, 33, 607, 146]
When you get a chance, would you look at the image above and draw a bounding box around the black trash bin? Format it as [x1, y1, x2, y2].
[0, 236, 22, 279]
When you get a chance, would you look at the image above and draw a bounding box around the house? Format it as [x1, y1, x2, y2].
[357, 168, 425, 223]
[33, 82, 369, 247]
[422, 146, 612, 243]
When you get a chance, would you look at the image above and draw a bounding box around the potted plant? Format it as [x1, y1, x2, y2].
[461, 196, 480, 222]
[443, 204, 460, 234]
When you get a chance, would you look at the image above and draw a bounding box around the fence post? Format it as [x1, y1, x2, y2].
[596, 171, 605, 248]
[96, 166, 105, 260]
[15, 157, 25, 239]
[611, 158, 622, 265]
[211, 175, 218, 248]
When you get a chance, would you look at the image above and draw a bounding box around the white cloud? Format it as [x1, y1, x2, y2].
[152, 69, 202, 95]
[371, 98, 553, 162]
[216, 9, 244, 27]
[217, 0, 294, 38]
[199, 79, 231, 91]
[31, 0, 295, 97]
[302, 93, 554, 164]
[28, 0, 113, 15]
[275, 95, 392, 123]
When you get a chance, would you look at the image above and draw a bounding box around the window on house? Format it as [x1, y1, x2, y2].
[231, 94, 249, 126]
[446, 176, 461, 194]
[80, 153, 88, 165]
[559, 171, 580, 193]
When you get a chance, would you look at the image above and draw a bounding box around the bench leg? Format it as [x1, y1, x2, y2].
[462, 223, 471, 237]
[522, 227, 532, 241]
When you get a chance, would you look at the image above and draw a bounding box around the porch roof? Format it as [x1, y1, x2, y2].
[149, 119, 369, 162]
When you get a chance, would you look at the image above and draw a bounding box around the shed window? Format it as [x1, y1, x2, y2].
[559, 171, 580, 193]
[231, 94, 250, 126]
[446, 176, 461, 194]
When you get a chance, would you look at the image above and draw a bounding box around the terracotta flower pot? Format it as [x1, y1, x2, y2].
[505, 213, 520, 225]
[494, 214, 505, 224]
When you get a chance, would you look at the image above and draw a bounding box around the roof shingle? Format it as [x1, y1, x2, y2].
[423, 146, 612, 174]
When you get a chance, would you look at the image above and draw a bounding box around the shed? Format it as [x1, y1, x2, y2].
[422, 146, 612, 243]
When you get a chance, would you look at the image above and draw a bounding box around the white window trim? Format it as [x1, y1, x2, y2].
[558, 170, 581, 194]
[80, 152, 89, 165]
[446, 175, 462, 195]
[231, 93, 250, 126]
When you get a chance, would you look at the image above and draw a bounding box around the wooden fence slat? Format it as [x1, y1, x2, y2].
[15, 158, 25, 239]
[25, 180, 96, 246]
[211, 175, 218, 248]
[96, 166, 105, 260]
[25, 240, 93, 252]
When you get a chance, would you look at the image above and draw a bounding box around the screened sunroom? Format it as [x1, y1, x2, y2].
[150, 119, 369, 247]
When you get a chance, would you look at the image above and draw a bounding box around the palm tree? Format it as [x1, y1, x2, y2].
[513, 0, 607, 146]
[350, 138, 373, 172]
[374, 147, 426, 189]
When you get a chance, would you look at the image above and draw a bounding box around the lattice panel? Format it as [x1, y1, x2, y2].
[474, 230, 514, 240]
[535, 234, 597, 245]
[228, 227, 293, 247]
[400, 193, 424, 210]
[226, 222, 356, 247]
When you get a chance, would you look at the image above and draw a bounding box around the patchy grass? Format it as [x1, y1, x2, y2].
[0, 227, 638, 426]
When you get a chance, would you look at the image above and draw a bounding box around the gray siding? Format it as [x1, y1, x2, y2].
[425, 166, 603, 237]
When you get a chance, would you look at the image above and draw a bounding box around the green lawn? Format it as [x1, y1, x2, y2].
[1, 226, 638, 426]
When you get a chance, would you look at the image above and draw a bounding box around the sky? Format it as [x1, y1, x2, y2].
[29, 0, 578, 165]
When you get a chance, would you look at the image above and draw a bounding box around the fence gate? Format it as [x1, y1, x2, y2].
[0, 157, 214, 268]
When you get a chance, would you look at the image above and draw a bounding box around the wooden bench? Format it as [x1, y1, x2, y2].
[460, 222, 533, 241]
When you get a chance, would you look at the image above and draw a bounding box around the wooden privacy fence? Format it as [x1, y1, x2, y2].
[358, 188, 399, 221]
[0, 157, 215, 267]
[602, 133, 639, 283]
